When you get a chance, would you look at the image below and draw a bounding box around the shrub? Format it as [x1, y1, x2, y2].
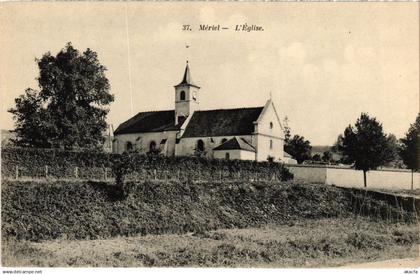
[2, 147, 294, 182]
[2, 180, 352, 242]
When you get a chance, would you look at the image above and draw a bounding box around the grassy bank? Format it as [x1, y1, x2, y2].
[3, 218, 418, 267]
[2, 179, 417, 242]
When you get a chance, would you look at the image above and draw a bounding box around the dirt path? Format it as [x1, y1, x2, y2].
[342, 257, 419, 268]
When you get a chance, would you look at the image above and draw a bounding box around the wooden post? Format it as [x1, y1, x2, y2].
[75, 167, 79, 178]
[45, 165, 48, 178]
[154, 169, 157, 180]
[411, 169, 414, 190]
[15, 165, 19, 180]
[219, 170, 222, 182]
[104, 167, 107, 180]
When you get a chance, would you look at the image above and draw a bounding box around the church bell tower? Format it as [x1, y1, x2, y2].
[174, 61, 200, 125]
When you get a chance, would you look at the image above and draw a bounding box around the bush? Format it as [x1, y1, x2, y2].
[2, 180, 351, 242]
[2, 147, 294, 182]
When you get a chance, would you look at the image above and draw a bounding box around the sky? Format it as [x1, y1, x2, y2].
[0, 2, 419, 145]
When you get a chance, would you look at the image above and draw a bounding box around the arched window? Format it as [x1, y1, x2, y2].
[221, 138, 228, 144]
[269, 139, 273, 149]
[180, 90, 186, 101]
[196, 139, 204, 152]
[270, 122, 273, 129]
[149, 141, 157, 152]
[126, 141, 133, 151]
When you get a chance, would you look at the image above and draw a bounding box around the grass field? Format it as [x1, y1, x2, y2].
[3, 217, 418, 267]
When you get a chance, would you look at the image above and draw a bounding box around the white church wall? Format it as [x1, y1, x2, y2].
[213, 150, 241, 160]
[113, 131, 177, 156]
[254, 101, 284, 162]
[255, 134, 284, 162]
[213, 149, 256, 161]
[175, 85, 200, 119]
[240, 150, 257, 161]
[176, 135, 255, 159]
[256, 101, 284, 139]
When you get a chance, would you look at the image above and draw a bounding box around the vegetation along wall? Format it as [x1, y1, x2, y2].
[0, 147, 293, 182]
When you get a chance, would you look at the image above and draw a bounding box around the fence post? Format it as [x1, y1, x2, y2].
[219, 170, 222, 182]
[154, 169, 157, 181]
[45, 165, 48, 178]
[15, 165, 19, 180]
[75, 167, 79, 179]
[104, 167, 107, 180]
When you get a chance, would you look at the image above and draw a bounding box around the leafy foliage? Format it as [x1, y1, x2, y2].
[383, 134, 404, 169]
[337, 113, 393, 186]
[8, 43, 114, 150]
[322, 151, 332, 163]
[284, 135, 312, 164]
[312, 154, 322, 162]
[1, 147, 294, 182]
[2, 180, 416, 242]
[283, 116, 291, 142]
[399, 113, 420, 171]
[282, 117, 312, 164]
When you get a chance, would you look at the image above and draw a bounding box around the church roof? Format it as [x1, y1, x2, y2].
[115, 106, 264, 137]
[175, 63, 200, 88]
[182, 107, 264, 138]
[114, 110, 180, 135]
[213, 137, 256, 152]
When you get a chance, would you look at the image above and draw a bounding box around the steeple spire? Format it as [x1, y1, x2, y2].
[174, 61, 201, 125]
[175, 61, 199, 88]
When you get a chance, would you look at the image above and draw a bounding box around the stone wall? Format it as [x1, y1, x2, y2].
[286, 164, 327, 183]
[287, 164, 420, 190]
[326, 168, 420, 190]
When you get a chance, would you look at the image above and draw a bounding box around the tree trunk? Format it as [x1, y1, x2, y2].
[363, 170, 367, 188]
[411, 169, 414, 190]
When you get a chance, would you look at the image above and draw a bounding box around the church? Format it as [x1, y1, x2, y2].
[112, 62, 286, 162]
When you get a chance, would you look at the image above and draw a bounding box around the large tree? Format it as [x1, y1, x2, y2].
[284, 135, 312, 164]
[9, 43, 114, 150]
[399, 113, 420, 189]
[283, 117, 312, 164]
[283, 116, 291, 142]
[337, 113, 392, 187]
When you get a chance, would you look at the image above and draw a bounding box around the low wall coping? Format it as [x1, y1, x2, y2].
[285, 164, 418, 174]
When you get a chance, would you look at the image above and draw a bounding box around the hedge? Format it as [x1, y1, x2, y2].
[1, 147, 293, 182]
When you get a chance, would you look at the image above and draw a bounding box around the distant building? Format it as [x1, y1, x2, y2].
[113, 62, 285, 162]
